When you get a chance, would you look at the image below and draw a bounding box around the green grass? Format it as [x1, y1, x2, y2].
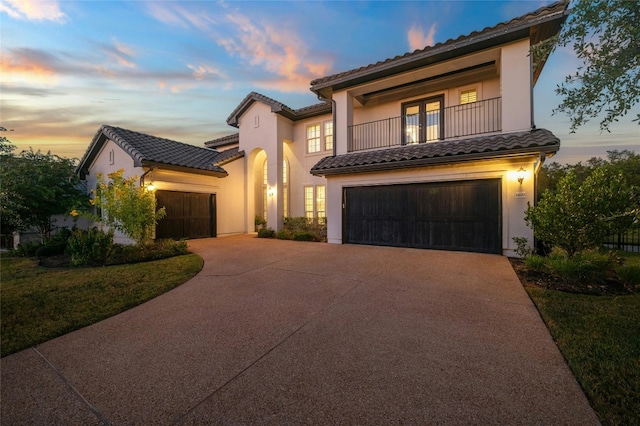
[526, 287, 640, 425]
[1, 254, 203, 357]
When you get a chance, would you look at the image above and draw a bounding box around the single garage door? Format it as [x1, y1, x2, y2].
[155, 191, 216, 240]
[343, 179, 501, 253]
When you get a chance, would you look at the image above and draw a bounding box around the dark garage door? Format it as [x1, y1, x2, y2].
[155, 191, 216, 240]
[343, 179, 501, 253]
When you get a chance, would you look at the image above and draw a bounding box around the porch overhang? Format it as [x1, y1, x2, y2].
[310, 128, 560, 176]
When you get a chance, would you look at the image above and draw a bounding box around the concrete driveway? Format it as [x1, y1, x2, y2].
[1, 235, 599, 425]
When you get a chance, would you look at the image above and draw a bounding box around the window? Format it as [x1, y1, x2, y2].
[316, 185, 326, 218]
[307, 124, 321, 153]
[402, 96, 444, 144]
[324, 121, 333, 151]
[307, 121, 333, 153]
[460, 89, 477, 104]
[304, 186, 314, 218]
[304, 185, 325, 220]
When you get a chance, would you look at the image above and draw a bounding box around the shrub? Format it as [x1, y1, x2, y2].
[10, 241, 41, 257]
[616, 265, 640, 286]
[524, 255, 546, 271]
[67, 228, 114, 266]
[257, 228, 275, 238]
[512, 236, 534, 257]
[106, 239, 189, 265]
[255, 215, 267, 231]
[293, 231, 316, 241]
[282, 217, 327, 242]
[525, 168, 634, 257]
[544, 249, 618, 284]
[92, 169, 166, 246]
[276, 230, 291, 240]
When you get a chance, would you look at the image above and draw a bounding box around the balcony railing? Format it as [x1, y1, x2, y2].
[348, 97, 502, 152]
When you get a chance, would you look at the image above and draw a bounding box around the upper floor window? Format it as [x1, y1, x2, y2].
[324, 121, 333, 151]
[460, 89, 477, 104]
[402, 96, 444, 144]
[307, 124, 321, 153]
[307, 121, 333, 153]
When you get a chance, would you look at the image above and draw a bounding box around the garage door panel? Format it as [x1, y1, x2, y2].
[155, 191, 216, 240]
[344, 180, 501, 253]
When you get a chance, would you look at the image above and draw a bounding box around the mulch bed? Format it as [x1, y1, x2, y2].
[509, 258, 636, 296]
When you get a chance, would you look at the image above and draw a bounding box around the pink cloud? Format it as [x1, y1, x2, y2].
[0, 0, 66, 22]
[217, 11, 332, 92]
[408, 23, 437, 51]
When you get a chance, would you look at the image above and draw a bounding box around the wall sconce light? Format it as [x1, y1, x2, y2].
[267, 187, 275, 197]
[516, 167, 526, 185]
[146, 183, 156, 192]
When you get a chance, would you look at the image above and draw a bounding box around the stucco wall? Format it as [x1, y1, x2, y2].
[500, 39, 532, 132]
[85, 139, 142, 244]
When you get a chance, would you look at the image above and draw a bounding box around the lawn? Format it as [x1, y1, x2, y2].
[1, 254, 203, 357]
[524, 252, 640, 426]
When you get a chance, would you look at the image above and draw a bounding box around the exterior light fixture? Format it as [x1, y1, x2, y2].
[268, 187, 275, 197]
[146, 183, 156, 192]
[516, 168, 526, 185]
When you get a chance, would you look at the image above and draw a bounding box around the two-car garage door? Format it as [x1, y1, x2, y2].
[343, 179, 501, 254]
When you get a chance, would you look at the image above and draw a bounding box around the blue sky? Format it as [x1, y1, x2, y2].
[1, 0, 638, 164]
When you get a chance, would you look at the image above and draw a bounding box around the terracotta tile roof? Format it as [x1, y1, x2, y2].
[310, 128, 560, 176]
[226, 91, 331, 127]
[310, 1, 568, 96]
[204, 133, 239, 149]
[212, 146, 244, 166]
[77, 125, 232, 178]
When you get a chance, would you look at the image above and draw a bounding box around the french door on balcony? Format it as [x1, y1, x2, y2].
[402, 95, 444, 144]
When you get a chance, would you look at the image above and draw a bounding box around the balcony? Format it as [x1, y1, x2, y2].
[347, 97, 502, 153]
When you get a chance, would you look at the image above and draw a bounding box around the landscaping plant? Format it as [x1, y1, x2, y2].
[91, 169, 166, 246]
[525, 167, 634, 258]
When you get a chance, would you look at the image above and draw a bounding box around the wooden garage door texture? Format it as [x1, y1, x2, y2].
[155, 191, 216, 240]
[343, 179, 501, 253]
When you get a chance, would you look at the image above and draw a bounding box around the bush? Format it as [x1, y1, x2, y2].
[34, 228, 73, 257]
[67, 228, 114, 266]
[616, 265, 640, 286]
[10, 241, 41, 257]
[276, 230, 291, 240]
[536, 249, 618, 284]
[281, 217, 327, 242]
[525, 168, 634, 258]
[257, 228, 275, 238]
[524, 255, 546, 271]
[107, 239, 189, 265]
[512, 236, 534, 257]
[293, 231, 316, 241]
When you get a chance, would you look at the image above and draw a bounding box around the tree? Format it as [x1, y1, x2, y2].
[91, 169, 166, 246]
[525, 167, 634, 257]
[535, 0, 640, 132]
[0, 148, 86, 242]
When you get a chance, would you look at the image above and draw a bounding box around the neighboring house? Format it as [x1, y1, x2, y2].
[77, 1, 567, 256]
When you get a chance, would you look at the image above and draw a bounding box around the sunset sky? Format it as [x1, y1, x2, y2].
[1, 0, 638, 164]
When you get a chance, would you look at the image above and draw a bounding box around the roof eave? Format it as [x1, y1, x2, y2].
[141, 161, 228, 178]
[310, 145, 560, 177]
[310, 3, 568, 96]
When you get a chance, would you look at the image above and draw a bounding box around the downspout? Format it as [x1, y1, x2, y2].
[140, 167, 155, 188]
[318, 94, 337, 157]
[530, 48, 536, 130]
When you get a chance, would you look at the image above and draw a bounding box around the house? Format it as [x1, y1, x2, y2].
[77, 1, 568, 255]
